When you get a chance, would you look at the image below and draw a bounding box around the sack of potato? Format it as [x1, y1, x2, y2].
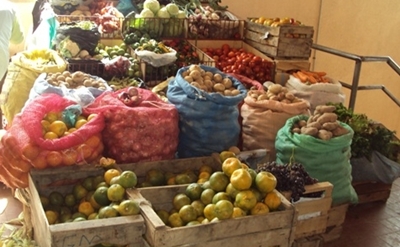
[24, 71, 112, 109]
[0, 93, 105, 189]
[285, 70, 345, 114]
[275, 105, 358, 206]
[241, 83, 310, 161]
[167, 65, 247, 158]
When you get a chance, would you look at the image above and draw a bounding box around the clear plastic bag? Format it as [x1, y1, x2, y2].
[135, 48, 177, 67]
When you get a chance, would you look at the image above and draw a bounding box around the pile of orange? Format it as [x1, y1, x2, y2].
[154, 150, 283, 228]
[41, 167, 139, 225]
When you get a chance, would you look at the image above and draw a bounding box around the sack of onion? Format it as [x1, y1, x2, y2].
[85, 87, 179, 163]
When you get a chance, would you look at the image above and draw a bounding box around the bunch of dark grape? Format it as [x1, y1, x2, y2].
[256, 161, 319, 202]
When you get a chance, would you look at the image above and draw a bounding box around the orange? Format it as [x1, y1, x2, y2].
[198, 171, 211, 180]
[97, 205, 118, 219]
[226, 183, 240, 199]
[78, 201, 95, 217]
[49, 191, 64, 206]
[85, 135, 101, 148]
[232, 206, 246, 218]
[145, 169, 165, 186]
[87, 212, 98, 220]
[168, 212, 184, 228]
[68, 127, 77, 133]
[203, 203, 217, 221]
[1, 133, 18, 149]
[118, 170, 138, 189]
[76, 144, 93, 160]
[87, 113, 98, 122]
[107, 184, 125, 202]
[89, 194, 102, 210]
[173, 193, 191, 211]
[44, 112, 60, 123]
[73, 184, 88, 201]
[212, 192, 230, 204]
[14, 159, 32, 173]
[31, 155, 47, 169]
[156, 209, 170, 224]
[117, 199, 140, 216]
[191, 200, 205, 217]
[209, 171, 229, 192]
[21, 143, 40, 160]
[199, 165, 213, 174]
[49, 120, 68, 137]
[230, 168, 252, 191]
[185, 183, 203, 201]
[175, 173, 191, 185]
[255, 171, 277, 194]
[45, 210, 59, 225]
[82, 176, 95, 191]
[235, 190, 257, 211]
[62, 149, 78, 166]
[219, 151, 236, 163]
[200, 188, 215, 205]
[104, 169, 121, 185]
[44, 131, 58, 140]
[46, 151, 63, 167]
[41, 120, 51, 132]
[75, 119, 88, 129]
[250, 202, 270, 215]
[222, 157, 242, 177]
[214, 199, 233, 220]
[179, 205, 197, 223]
[264, 190, 282, 211]
[64, 194, 76, 207]
[93, 186, 111, 206]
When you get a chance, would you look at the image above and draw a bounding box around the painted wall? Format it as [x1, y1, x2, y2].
[9, 0, 400, 134]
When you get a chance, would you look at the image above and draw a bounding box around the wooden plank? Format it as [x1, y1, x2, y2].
[352, 181, 392, 204]
[129, 186, 297, 247]
[28, 169, 146, 247]
[245, 20, 314, 37]
[274, 59, 310, 73]
[326, 203, 349, 227]
[293, 235, 323, 247]
[321, 225, 343, 243]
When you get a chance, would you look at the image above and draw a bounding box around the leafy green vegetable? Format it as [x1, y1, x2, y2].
[329, 103, 400, 163]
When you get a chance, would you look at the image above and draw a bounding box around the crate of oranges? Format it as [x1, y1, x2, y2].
[28, 158, 146, 247]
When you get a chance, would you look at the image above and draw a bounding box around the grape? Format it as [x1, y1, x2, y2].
[256, 161, 318, 202]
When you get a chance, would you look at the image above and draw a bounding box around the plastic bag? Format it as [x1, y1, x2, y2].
[50, 0, 80, 15]
[285, 75, 345, 113]
[275, 115, 358, 206]
[241, 95, 310, 161]
[0, 49, 67, 126]
[85, 88, 179, 163]
[0, 93, 105, 189]
[54, 21, 101, 55]
[135, 48, 177, 67]
[351, 151, 400, 184]
[167, 65, 247, 158]
[116, 0, 138, 16]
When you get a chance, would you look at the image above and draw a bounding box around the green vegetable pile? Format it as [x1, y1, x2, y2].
[330, 103, 400, 163]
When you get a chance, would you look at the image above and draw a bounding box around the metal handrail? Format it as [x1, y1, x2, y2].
[311, 43, 400, 110]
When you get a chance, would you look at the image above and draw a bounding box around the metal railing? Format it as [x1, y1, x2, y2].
[311, 43, 400, 110]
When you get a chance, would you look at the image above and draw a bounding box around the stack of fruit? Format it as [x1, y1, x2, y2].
[153, 151, 283, 227]
[40, 159, 140, 225]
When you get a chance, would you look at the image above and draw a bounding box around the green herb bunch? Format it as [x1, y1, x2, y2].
[329, 103, 400, 162]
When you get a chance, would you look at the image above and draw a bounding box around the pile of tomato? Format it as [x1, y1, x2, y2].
[202, 44, 274, 83]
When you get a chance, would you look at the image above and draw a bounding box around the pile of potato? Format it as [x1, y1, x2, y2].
[46, 71, 108, 90]
[291, 105, 349, 140]
[248, 84, 302, 104]
[182, 65, 241, 96]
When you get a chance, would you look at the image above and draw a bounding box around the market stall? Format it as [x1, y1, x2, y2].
[0, 0, 399, 246]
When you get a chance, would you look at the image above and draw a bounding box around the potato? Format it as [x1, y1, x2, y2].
[191, 81, 201, 89]
[268, 84, 282, 94]
[285, 92, 295, 101]
[257, 94, 269, 101]
[298, 120, 307, 128]
[231, 89, 240, 96]
[205, 71, 214, 78]
[189, 64, 201, 72]
[204, 79, 213, 89]
[83, 79, 93, 87]
[224, 90, 233, 96]
[184, 76, 194, 83]
[189, 70, 201, 80]
[182, 70, 189, 77]
[222, 78, 233, 89]
[322, 121, 340, 131]
[213, 73, 223, 83]
[317, 129, 333, 140]
[307, 121, 322, 129]
[316, 113, 338, 125]
[56, 75, 66, 82]
[213, 83, 225, 92]
[315, 105, 336, 115]
[301, 126, 318, 136]
[71, 71, 85, 84]
[292, 127, 301, 134]
[332, 126, 349, 137]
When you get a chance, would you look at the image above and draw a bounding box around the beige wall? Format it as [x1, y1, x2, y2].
[10, 0, 400, 134]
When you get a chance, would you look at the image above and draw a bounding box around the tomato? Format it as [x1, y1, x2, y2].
[222, 43, 230, 51]
[213, 55, 219, 61]
[228, 51, 235, 58]
[252, 56, 262, 63]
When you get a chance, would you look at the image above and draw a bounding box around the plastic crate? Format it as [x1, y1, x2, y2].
[57, 15, 124, 39]
[122, 17, 187, 40]
[67, 59, 105, 78]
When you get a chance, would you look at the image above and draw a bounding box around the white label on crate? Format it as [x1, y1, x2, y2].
[298, 211, 321, 220]
[261, 32, 270, 40]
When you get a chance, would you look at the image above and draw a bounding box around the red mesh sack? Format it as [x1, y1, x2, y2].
[0, 93, 105, 189]
[85, 87, 179, 163]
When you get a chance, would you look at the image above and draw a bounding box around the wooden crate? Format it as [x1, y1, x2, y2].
[320, 203, 349, 243]
[293, 182, 333, 239]
[245, 19, 314, 59]
[129, 186, 297, 247]
[189, 40, 276, 82]
[28, 166, 145, 247]
[352, 180, 392, 204]
[292, 235, 323, 247]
